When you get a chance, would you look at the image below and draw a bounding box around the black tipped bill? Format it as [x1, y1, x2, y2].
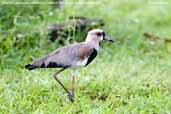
[103, 35, 114, 43]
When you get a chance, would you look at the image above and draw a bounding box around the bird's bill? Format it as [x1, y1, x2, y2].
[103, 36, 114, 43]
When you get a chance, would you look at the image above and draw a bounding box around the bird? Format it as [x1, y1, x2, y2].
[25, 29, 114, 102]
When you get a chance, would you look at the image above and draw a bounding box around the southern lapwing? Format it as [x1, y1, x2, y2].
[25, 29, 114, 102]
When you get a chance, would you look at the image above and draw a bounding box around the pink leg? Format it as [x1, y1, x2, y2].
[53, 67, 73, 102]
[71, 70, 75, 102]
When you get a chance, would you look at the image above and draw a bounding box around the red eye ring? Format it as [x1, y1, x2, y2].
[96, 32, 102, 37]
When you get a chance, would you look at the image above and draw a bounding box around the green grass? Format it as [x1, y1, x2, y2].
[1, 0, 171, 113]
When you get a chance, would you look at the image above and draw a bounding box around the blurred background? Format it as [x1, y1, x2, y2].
[0, 0, 171, 68]
[0, 0, 171, 113]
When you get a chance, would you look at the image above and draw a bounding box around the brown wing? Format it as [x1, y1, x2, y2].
[25, 43, 97, 70]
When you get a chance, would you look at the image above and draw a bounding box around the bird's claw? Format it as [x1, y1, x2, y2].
[68, 94, 74, 103]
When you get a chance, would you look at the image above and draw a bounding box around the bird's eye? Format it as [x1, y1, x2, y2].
[96, 32, 102, 37]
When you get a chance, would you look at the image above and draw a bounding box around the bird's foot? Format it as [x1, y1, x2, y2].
[68, 94, 74, 103]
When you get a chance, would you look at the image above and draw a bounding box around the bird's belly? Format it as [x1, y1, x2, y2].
[71, 58, 88, 68]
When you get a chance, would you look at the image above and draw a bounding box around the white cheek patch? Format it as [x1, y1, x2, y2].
[100, 36, 103, 41]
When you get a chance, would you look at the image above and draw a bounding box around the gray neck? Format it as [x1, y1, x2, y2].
[85, 40, 100, 51]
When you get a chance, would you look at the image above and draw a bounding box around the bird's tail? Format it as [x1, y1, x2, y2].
[25, 64, 37, 70]
[25, 57, 46, 70]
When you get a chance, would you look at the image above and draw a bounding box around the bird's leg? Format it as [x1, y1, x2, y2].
[70, 70, 75, 102]
[53, 67, 72, 101]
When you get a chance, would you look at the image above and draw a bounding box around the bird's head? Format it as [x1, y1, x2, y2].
[85, 29, 114, 43]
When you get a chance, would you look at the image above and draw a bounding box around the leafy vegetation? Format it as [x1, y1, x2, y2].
[0, 0, 171, 113]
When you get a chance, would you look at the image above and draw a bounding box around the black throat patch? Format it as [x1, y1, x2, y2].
[85, 48, 97, 66]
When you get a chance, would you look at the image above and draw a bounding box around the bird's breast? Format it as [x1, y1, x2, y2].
[74, 58, 88, 67]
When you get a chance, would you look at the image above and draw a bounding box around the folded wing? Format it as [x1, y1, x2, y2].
[25, 43, 97, 70]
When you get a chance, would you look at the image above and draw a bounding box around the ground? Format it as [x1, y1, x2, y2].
[0, 0, 171, 113]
